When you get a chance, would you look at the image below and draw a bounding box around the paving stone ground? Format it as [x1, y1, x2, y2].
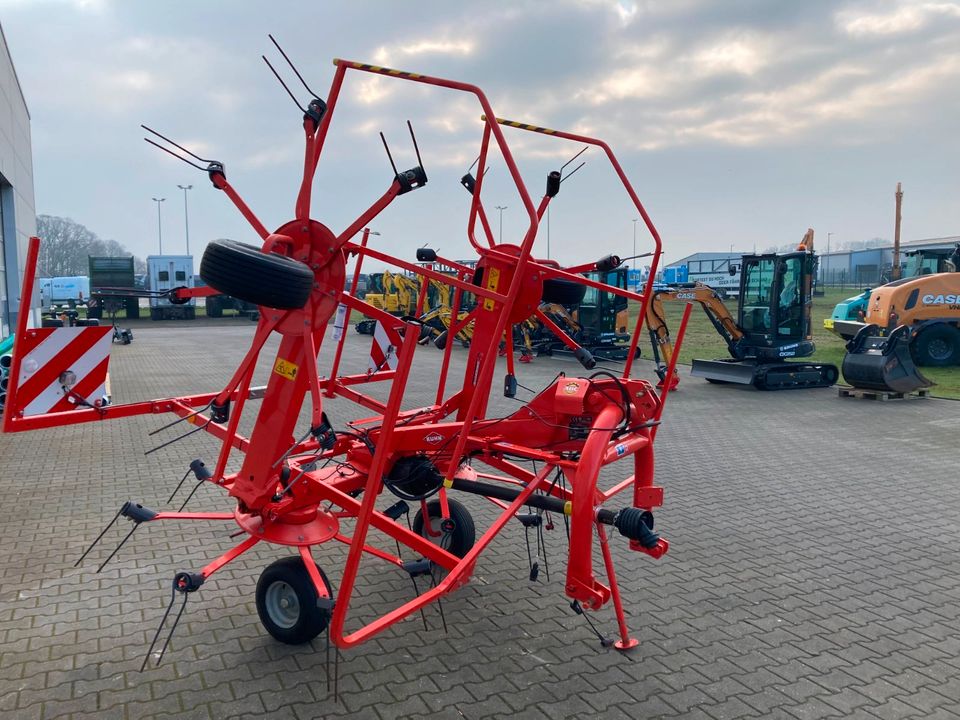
[1, 321, 958, 720]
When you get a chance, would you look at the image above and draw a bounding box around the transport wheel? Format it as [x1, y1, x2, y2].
[200, 239, 315, 310]
[256, 557, 333, 644]
[542, 278, 587, 306]
[412, 499, 476, 558]
[912, 325, 960, 366]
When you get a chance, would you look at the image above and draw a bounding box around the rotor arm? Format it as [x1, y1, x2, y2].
[210, 172, 271, 240]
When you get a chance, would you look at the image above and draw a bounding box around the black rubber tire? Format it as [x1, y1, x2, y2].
[200, 239, 315, 310]
[912, 325, 960, 367]
[75, 319, 100, 327]
[256, 557, 333, 645]
[542, 278, 586, 306]
[41, 318, 63, 328]
[206, 296, 223, 318]
[412, 498, 476, 558]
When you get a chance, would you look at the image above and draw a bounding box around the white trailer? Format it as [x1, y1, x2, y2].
[147, 255, 195, 320]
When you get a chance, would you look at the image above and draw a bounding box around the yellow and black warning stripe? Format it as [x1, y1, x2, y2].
[333, 58, 422, 80]
[480, 114, 558, 135]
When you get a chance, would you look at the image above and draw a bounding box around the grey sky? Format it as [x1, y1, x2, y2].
[2, 0, 958, 271]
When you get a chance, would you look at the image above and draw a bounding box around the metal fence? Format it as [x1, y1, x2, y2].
[819, 265, 890, 290]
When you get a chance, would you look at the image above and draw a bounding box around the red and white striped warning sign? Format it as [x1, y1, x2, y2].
[10, 326, 113, 416]
[367, 321, 401, 374]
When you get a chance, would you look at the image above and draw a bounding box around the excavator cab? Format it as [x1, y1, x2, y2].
[736, 252, 815, 358]
[577, 269, 630, 343]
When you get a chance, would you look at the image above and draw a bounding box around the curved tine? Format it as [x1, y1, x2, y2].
[141, 125, 213, 163]
[262, 54, 306, 113]
[407, 120, 424, 169]
[143, 138, 207, 172]
[560, 145, 589, 172]
[268, 34, 322, 100]
[149, 401, 213, 436]
[560, 161, 586, 183]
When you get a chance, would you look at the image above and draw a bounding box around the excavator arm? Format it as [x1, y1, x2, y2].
[646, 284, 745, 385]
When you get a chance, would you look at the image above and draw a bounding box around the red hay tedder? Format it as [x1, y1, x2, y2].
[1, 47, 692, 672]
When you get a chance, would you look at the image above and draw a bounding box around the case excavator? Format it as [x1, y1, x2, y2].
[841, 246, 960, 393]
[648, 230, 839, 390]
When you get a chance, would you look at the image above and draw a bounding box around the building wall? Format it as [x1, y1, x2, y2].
[0, 23, 36, 338]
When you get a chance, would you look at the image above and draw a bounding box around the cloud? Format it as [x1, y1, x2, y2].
[837, 1, 960, 37]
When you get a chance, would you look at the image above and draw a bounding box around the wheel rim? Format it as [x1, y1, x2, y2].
[928, 338, 951, 361]
[425, 517, 453, 551]
[264, 581, 300, 628]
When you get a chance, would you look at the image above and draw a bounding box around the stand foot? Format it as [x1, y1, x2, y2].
[614, 637, 639, 651]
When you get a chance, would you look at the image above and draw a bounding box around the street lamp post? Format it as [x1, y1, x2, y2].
[546, 205, 551, 259]
[631, 218, 638, 271]
[495, 206, 507, 243]
[177, 184, 193, 255]
[826, 232, 833, 286]
[152, 197, 166, 255]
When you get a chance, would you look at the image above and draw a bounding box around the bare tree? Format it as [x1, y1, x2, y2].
[36, 215, 145, 276]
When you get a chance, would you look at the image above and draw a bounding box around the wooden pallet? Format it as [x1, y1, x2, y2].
[838, 385, 931, 401]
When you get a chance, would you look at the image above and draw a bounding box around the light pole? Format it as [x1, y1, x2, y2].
[632, 218, 638, 271]
[152, 197, 166, 255]
[177, 184, 193, 255]
[827, 232, 833, 286]
[546, 205, 551, 259]
[495, 206, 507, 243]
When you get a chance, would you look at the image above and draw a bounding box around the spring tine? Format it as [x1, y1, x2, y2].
[141, 583, 178, 672]
[167, 468, 193, 505]
[560, 145, 589, 172]
[268, 34, 321, 100]
[141, 125, 213, 163]
[96, 524, 139, 573]
[177, 481, 205, 512]
[149, 401, 213, 436]
[560, 161, 586, 183]
[407, 120, 425, 172]
[143, 138, 207, 172]
[155, 592, 190, 667]
[74, 504, 125, 567]
[380, 132, 399, 176]
[262, 55, 307, 113]
[144, 421, 210, 456]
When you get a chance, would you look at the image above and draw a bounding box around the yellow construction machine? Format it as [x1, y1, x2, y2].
[842, 255, 960, 392]
[647, 230, 839, 390]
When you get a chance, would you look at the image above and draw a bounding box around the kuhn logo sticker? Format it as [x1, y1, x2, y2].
[424, 432, 445, 444]
[563, 381, 581, 394]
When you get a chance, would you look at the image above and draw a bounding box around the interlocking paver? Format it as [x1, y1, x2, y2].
[1, 323, 959, 720]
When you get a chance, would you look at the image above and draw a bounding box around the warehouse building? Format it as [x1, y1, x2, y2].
[819, 235, 960, 287]
[0, 22, 36, 338]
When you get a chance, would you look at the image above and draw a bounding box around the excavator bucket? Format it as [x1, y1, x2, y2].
[842, 324, 933, 394]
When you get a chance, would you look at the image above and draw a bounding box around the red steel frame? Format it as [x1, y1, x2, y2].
[1, 57, 692, 653]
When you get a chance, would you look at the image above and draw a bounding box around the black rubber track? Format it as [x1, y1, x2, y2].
[200, 239, 315, 310]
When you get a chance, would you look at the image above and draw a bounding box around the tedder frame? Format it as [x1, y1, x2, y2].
[2, 52, 692, 665]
